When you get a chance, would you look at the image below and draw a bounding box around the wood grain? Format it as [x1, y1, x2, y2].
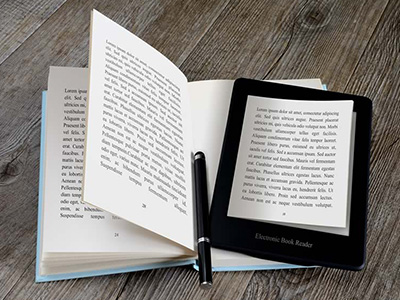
[0, 0, 67, 65]
[340, 0, 400, 297]
[241, 0, 400, 298]
[0, 0, 399, 299]
[116, 267, 253, 300]
[181, 0, 388, 90]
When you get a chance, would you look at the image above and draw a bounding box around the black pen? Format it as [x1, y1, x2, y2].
[194, 151, 213, 289]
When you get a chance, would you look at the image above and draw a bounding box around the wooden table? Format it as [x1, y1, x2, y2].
[1, 0, 399, 299]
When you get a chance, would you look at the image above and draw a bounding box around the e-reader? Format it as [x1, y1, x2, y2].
[210, 78, 372, 270]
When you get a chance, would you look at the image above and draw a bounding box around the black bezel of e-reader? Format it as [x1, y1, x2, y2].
[210, 78, 371, 270]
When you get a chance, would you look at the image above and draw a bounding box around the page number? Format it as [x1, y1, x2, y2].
[114, 233, 119, 237]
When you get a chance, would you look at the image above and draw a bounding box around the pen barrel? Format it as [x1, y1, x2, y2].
[198, 240, 212, 285]
[194, 153, 210, 239]
[194, 152, 212, 288]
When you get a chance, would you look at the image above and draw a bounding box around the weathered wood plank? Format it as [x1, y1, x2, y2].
[242, 268, 325, 299]
[3, 260, 129, 300]
[181, 0, 388, 93]
[181, 0, 302, 81]
[241, 0, 400, 298]
[261, 0, 389, 90]
[336, 0, 400, 297]
[0, 0, 231, 299]
[0, 0, 67, 65]
[116, 267, 253, 300]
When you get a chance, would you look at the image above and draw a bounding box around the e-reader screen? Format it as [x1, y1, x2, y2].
[227, 96, 356, 236]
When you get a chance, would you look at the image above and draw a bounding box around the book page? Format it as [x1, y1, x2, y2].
[83, 10, 194, 250]
[42, 66, 193, 257]
[227, 96, 353, 227]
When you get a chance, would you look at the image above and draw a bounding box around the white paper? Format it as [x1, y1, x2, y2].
[83, 10, 194, 250]
[228, 96, 353, 227]
[42, 66, 192, 256]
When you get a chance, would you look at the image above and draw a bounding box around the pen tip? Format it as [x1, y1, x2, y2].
[200, 281, 212, 290]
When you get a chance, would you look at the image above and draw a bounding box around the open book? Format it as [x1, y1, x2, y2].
[36, 10, 332, 281]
